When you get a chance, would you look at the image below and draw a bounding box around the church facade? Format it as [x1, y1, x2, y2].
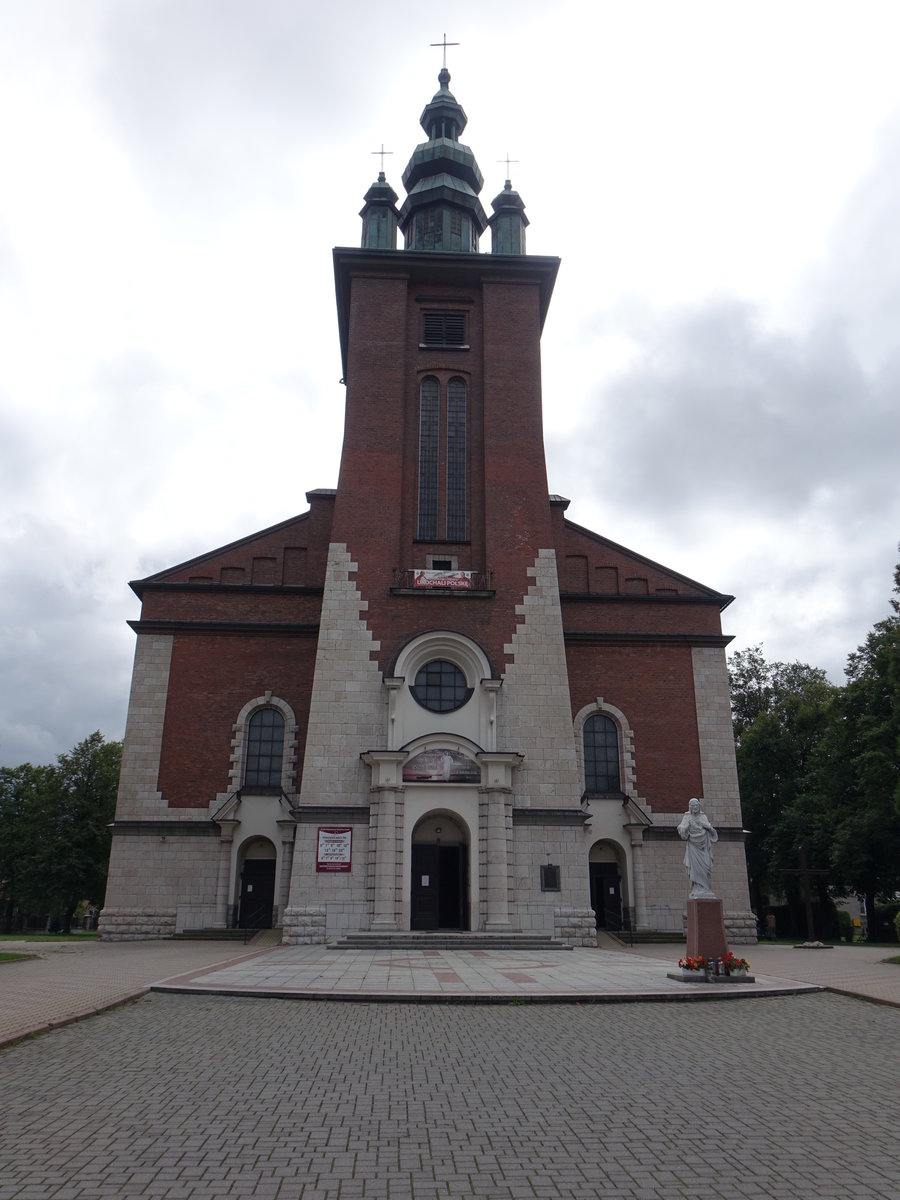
[100, 67, 756, 947]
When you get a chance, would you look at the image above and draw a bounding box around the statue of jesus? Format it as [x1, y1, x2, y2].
[677, 797, 718, 899]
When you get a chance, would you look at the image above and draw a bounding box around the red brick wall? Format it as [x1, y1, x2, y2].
[566, 641, 704, 813]
[158, 633, 318, 808]
[560, 598, 725, 637]
[333, 265, 555, 675]
[140, 589, 324, 625]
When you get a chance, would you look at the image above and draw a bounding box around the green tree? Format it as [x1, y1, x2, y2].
[812, 609, 900, 929]
[0, 763, 54, 932]
[728, 647, 835, 914]
[5, 733, 122, 933]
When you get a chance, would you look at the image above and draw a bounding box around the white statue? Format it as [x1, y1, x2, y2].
[677, 797, 718, 899]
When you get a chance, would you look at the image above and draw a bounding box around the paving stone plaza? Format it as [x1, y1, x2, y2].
[1, 943, 900, 1198]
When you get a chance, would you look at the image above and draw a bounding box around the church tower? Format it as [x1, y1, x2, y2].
[283, 64, 596, 943]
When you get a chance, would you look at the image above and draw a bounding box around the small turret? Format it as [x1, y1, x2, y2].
[489, 178, 529, 255]
[359, 171, 400, 250]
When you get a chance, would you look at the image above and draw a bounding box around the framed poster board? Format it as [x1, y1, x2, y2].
[316, 826, 352, 872]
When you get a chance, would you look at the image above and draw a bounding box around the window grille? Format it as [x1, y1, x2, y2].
[417, 377, 440, 540]
[245, 708, 285, 788]
[583, 715, 620, 793]
[410, 660, 472, 713]
[446, 377, 467, 540]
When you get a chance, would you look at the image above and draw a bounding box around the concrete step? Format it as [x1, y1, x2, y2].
[329, 932, 572, 951]
[619, 931, 685, 945]
[172, 929, 247, 940]
[172, 928, 282, 942]
[248, 928, 284, 947]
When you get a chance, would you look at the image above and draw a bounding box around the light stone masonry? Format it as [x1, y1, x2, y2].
[284, 543, 386, 942]
[111, 634, 173, 819]
[499, 550, 583, 806]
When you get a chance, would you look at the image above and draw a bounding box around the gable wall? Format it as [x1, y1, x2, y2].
[153, 499, 334, 589]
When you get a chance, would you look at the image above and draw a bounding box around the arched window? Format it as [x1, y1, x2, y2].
[244, 708, 285, 789]
[417, 376, 440, 539]
[583, 714, 620, 794]
[416, 375, 468, 541]
[446, 377, 467, 540]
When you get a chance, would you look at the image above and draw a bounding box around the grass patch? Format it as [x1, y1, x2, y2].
[0, 951, 37, 963]
[882, 955, 900, 966]
[0, 931, 99, 942]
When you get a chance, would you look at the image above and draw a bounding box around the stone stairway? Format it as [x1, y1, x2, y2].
[328, 931, 572, 951]
[172, 927, 283, 945]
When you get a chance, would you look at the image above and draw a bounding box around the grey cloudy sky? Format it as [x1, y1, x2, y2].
[2, 0, 899, 766]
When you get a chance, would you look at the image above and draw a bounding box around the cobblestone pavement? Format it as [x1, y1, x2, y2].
[0, 939, 268, 1046]
[1, 990, 898, 1198]
[626, 941, 900, 1007]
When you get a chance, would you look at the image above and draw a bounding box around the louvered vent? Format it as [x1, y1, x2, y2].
[422, 312, 467, 347]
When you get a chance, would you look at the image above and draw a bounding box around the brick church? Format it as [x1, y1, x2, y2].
[100, 65, 755, 946]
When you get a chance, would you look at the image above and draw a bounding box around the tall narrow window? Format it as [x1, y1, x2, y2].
[417, 377, 440, 540]
[245, 708, 285, 788]
[446, 377, 467, 540]
[583, 714, 620, 794]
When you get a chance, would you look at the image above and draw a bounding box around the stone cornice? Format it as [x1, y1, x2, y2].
[564, 631, 734, 647]
[512, 808, 588, 827]
[128, 620, 320, 636]
[291, 805, 371, 824]
[109, 820, 219, 837]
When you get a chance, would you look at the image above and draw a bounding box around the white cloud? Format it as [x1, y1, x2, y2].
[2, 1, 900, 762]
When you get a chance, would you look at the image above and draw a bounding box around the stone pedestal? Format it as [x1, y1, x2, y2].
[686, 897, 728, 960]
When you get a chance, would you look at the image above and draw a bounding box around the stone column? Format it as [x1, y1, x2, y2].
[370, 786, 402, 930]
[361, 751, 407, 931]
[626, 826, 649, 931]
[213, 819, 239, 928]
[480, 787, 512, 930]
[477, 753, 522, 932]
[276, 818, 296, 929]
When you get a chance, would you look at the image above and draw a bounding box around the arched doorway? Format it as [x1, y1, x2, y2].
[589, 840, 627, 932]
[237, 837, 277, 929]
[410, 813, 469, 931]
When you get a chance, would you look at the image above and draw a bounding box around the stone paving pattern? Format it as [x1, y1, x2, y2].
[2, 990, 899, 1199]
[0, 940, 267, 1045]
[153, 944, 815, 1002]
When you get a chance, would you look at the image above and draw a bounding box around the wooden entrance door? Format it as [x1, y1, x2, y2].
[238, 859, 276, 929]
[411, 843, 468, 930]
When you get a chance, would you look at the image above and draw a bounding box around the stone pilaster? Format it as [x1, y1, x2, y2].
[276, 819, 296, 928]
[213, 819, 239, 928]
[627, 827, 649, 931]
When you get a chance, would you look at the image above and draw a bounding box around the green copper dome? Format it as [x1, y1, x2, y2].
[399, 68, 488, 253]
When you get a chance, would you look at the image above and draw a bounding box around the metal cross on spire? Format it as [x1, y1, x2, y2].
[498, 152, 519, 180]
[430, 33, 459, 69]
[371, 144, 393, 173]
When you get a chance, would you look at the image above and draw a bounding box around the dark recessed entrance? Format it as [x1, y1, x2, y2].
[238, 858, 276, 929]
[410, 815, 469, 930]
[590, 862, 623, 931]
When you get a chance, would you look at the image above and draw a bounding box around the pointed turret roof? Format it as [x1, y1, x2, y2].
[398, 67, 488, 251]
